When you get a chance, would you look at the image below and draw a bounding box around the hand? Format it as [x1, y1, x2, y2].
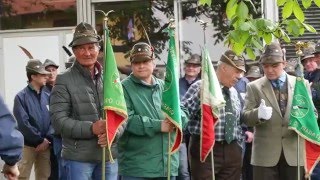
[98, 133, 108, 147]
[92, 120, 106, 135]
[258, 99, 272, 120]
[35, 138, 50, 152]
[161, 119, 175, 133]
[245, 131, 254, 143]
[1, 164, 19, 180]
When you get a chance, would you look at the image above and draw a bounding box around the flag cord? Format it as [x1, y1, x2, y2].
[167, 132, 171, 180]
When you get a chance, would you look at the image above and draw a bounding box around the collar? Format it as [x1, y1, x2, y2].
[27, 83, 42, 94]
[130, 73, 158, 87]
[277, 71, 286, 83]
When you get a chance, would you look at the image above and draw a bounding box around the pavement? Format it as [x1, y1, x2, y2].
[0, 160, 34, 180]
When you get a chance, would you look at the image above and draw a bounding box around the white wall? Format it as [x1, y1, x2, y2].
[0, 28, 73, 110]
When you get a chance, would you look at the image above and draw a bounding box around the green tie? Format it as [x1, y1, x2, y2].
[223, 87, 235, 144]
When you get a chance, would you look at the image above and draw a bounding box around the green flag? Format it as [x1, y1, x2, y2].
[161, 28, 182, 153]
[103, 27, 128, 161]
[289, 77, 320, 176]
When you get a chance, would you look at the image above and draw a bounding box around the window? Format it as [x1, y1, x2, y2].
[0, 0, 77, 30]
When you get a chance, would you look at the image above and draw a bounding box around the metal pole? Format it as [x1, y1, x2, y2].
[167, 132, 171, 180]
[211, 151, 215, 180]
[294, 41, 307, 180]
[297, 135, 300, 180]
[199, 19, 214, 180]
[95, 10, 114, 180]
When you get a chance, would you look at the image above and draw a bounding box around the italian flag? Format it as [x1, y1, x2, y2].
[200, 48, 225, 162]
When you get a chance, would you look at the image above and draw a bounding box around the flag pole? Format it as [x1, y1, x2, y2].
[95, 9, 114, 180]
[168, 132, 171, 180]
[199, 19, 215, 180]
[294, 41, 307, 180]
[166, 19, 176, 180]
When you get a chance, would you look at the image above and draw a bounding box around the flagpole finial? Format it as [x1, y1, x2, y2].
[295, 41, 308, 56]
[198, 19, 208, 31]
[198, 19, 208, 45]
[95, 10, 114, 23]
[169, 19, 175, 29]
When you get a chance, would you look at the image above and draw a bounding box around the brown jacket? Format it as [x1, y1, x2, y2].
[243, 74, 305, 167]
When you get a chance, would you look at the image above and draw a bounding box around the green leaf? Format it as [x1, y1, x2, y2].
[281, 29, 291, 42]
[314, 0, 320, 8]
[198, 0, 212, 6]
[226, 0, 238, 20]
[248, 20, 258, 32]
[277, 0, 287, 6]
[230, 30, 241, 43]
[264, 19, 277, 32]
[263, 33, 273, 44]
[239, 31, 250, 45]
[239, 22, 251, 31]
[236, 1, 249, 20]
[256, 19, 266, 30]
[299, 27, 305, 35]
[293, 2, 305, 22]
[302, 23, 317, 33]
[283, 35, 291, 43]
[246, 47, 256, 60]
[231, 42, 246, 55]
[282, 1, 294, 19]
[273, 28, 281, 38]
[251, 37, 264, 50]
[302, 0, 312, 8]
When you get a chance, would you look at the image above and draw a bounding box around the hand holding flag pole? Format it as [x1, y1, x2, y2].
[161, 18, 182, 180]
[96, 9, 128, 180]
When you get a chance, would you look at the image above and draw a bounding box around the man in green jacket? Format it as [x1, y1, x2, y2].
[119, 42, 184, 180]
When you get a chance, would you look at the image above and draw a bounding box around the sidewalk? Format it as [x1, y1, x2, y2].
[0, 160, 35, 180]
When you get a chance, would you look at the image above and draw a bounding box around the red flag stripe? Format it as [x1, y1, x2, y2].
[305, 140, 320, 177]
[200, 104, 218, 162]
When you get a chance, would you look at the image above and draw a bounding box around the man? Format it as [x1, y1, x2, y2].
[241, 65, 263, 180]
[242, 42, 304, 180]
[43, 59, 59, 91]
[0, 95, 24, 180]
[43, 59, 62, 180]
[179, 54, 201, 98]
[178, 54, 201, 180]
[301, 44, 320, 180]
[182, 50, 245, 180]
[119, 42, 187, 180]
[50, 22, 118, 180]
[13, 59, 52, 179]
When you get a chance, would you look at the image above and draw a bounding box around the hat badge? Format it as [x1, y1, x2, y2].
[138, 48, 142, 52]
[35, 65, 40, 69]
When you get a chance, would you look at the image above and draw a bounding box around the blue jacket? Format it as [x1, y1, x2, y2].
[179, 77, 200, 99]
[13, 85, 53, 147]
[0, 95, 24, 165]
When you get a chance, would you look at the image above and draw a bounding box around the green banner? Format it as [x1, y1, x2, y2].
[161, 28, 182, 153]
[289, 77, 320, 145]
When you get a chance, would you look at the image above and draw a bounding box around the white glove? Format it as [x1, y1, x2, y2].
[258, 99, 272, 120]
